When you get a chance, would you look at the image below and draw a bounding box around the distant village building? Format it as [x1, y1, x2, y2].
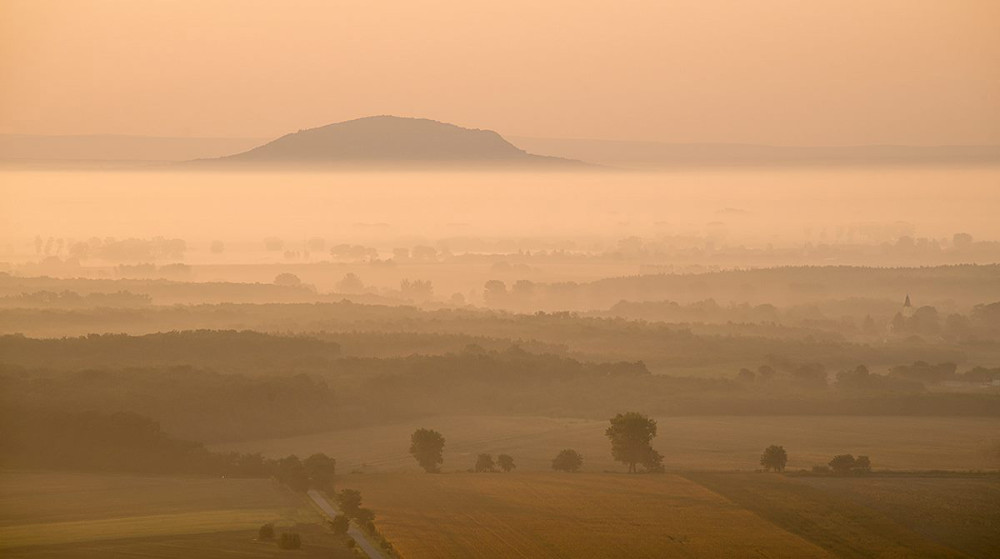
[889, 294, 913, 336]
[902, 293, 914, 318]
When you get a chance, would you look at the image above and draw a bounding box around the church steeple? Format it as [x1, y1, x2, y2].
[904, 294, 911, 308]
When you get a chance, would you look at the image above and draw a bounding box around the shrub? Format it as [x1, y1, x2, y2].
[337, 489, 362, 517]
[344, 537, 356, 549]
[329, 514, 349, 535]
[277, 532, 301, 549]
[354, 508, 375, 522]
[474, 453, 496, 472]
[258, 523, 275, 541]
[552, 449, 583, 472]
[354, 507, 375, 526]
[497, 454, 516, 472]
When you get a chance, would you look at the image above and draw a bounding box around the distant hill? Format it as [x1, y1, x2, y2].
[209, 116, 580, 167]
[8, 124, 997, 170]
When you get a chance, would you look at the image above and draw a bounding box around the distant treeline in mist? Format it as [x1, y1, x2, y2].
[2, 332, 997, 447]
[482, 264, 1000, 311]
[4, 265, 1000, 309]
[0, 310, 981, 374]
[0, 406, 334, 485]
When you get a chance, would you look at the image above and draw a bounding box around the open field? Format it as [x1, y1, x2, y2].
[213, 414, 1000, 473]
[0, 471, 351, 557]
[798, 476, 1000, 559]
[340, 472, 833, 558]
[685, 473, 981, 558]
[0, 524, 349, 559]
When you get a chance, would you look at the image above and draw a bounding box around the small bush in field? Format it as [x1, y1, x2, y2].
[330, 514, 349, 534]
[278, 532, 301, 549]
[258, 523, 275, 540]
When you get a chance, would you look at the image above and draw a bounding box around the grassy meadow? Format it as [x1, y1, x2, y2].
[213, 414, 1000, 473]
[0, 471, 351, 558]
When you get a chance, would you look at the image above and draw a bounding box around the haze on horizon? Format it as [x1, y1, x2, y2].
[2, 0, 999, 146]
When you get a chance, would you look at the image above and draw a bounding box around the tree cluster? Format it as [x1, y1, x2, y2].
[473, 453, 516, 473]
[828, 454, 872, 475]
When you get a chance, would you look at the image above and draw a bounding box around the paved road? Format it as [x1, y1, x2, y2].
[306, 489, 386, 559]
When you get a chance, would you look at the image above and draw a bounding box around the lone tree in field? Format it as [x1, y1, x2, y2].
[475, 453, 496, 473]
[854, 455, 872, 473]
[606, 412, 662, 473]
[409, 428, 445, 473]
[497, 454, 516, 473]
[552, 449, 583, 472]
[760, 445, 788, 472]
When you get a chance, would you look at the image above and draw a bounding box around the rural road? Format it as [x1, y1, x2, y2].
[306, 489, 386, 559]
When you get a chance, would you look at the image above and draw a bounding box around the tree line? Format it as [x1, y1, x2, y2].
[409, 412, 665, 474]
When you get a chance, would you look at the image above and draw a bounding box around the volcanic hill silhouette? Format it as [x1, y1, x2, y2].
[210, 116, 580, 167]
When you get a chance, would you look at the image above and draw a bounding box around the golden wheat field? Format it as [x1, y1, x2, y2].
[339, 472, 834, 558]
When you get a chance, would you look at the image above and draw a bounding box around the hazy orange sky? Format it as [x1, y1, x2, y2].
[1, 0, 998, 145]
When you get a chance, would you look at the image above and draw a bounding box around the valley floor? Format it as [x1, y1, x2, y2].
[212, 414, 1000, 473]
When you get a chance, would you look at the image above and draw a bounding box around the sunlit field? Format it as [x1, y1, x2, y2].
[338, 471, 998, 559]
[339, 472, 833, 559]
